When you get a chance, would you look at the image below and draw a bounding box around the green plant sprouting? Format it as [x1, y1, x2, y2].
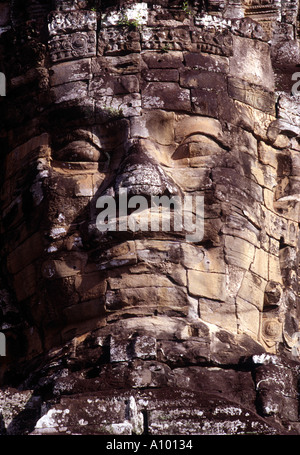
[103, 105, 124, 118]
[182, 1, 194, 15]
[88, 0, 101, 11]
[117, 11, 143, 30]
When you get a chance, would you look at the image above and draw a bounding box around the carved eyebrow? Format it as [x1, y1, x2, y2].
[179, 132, 229, 150]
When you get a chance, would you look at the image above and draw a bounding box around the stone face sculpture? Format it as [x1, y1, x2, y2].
[0, 0, 299, 435]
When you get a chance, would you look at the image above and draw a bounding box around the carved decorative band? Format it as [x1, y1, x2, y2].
[141, 27, 233, 56]
[98, 28, 141, 56]
[48, 10, 97, 36]
[48, 31, 97, 62]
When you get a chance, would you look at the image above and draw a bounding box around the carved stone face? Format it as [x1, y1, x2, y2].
[0, 0, 299, 377]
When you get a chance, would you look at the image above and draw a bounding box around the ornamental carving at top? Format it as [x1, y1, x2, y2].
[0, 0, 300, 437]
[48, 10, 97, 36]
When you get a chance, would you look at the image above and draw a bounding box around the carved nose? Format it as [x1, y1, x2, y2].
[114, 143, 179, 197]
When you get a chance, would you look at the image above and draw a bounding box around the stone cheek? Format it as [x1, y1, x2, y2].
[1, 0, 300, 436]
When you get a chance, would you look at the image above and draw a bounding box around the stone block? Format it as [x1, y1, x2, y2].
[184, 52, 229, 73]
[96, 93, 141, 117]
[91, 54, 141, 75]
[142, 51, 184, 69]
[229, 35, 274, 91]
[49, 31, 97, 63]
[5, 134, 50, 179]
[262, 207, 297, 246]
[228, 77, 275, 115]
[89, 74, 139, 97]
[212, 168, 263, 202]
[249, 161, 276, 190]
[190, 25, 233, 57]
[51, 81, 88, 104]
[225, 236, 255, 271]
[105, 286, 189, 315]
[158, 340, 210, 367]
[130, 116, 150, 139]
[188, 270, 227, 301]
[226, 265, 245, 303]
[48, 10, 97, 36]
[142, 82, 190, 111]
[50, 58, 92, 86]
[139, 112, 174, 148]
[250, 248, 269, 281]
[268, 254, 283, 285]
[191, 89, 219, 117]
[237, 271, 267, 311]
[110, 335, 157, 362]
[142, 69, 179, 82]
[63, 299, 106, 325]
[75, 273, 107, 302]
[236, 297, 260, 339]
[98, 28, 141, 55]
[220, 208, 261, 248]
[7, 232, 44, 275]
[199, 298, 237, 333]
[258, 141, 278, 168]
[13, 264, 36, 301]
[133, 336, 157, 359]
[255, 363, 299, 421]
[74, 174, 94, 197]
[181, 244, 226, 273]
[142, 27, 192, 51]
[42, 253, 88, 280]
[107, 273, 172, 289]
[32, 395, 131, 434]
[0, 388, 37, 434]
[180, 70, 226, 90]
[98, 241, 137, 269]
[135, 239, 181, 262]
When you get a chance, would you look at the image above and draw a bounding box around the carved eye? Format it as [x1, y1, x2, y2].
[52, 130, 109, 164]
[172, 134, 225, 161]
[54, 141, 104, 162]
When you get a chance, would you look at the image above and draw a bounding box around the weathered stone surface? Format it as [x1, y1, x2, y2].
[228, 77, 276, 114]
[92, 54, 141, 75]
[229, 35, 274, 91]
[142, 82, 190, 111]
[184, 52, 229, 72]
[188, 270, 227, 301]
[99, 27, 141, 55]
[0, 0, 300, 438]
[28, 388, 287, 435]
[49, 31, 97, 63]
[48, 10, 97, 36]
[180, 69, 227, 90]
[49, 58, 92, 86]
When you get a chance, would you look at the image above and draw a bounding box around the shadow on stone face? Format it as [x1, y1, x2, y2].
[0, 0, 300, 436]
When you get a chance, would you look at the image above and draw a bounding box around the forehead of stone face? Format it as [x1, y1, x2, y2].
[1, 0, 299, 150]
